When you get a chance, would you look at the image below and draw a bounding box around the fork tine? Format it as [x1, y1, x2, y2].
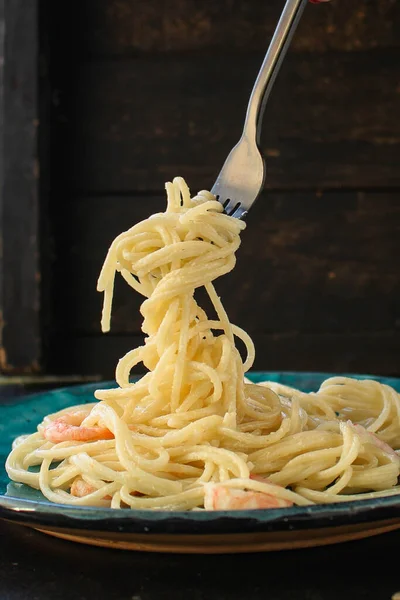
[223, 199, 241, 216]
[221, 198, 230, 210]
[231, 205, 248, 220]
[228, 201, 242, 216]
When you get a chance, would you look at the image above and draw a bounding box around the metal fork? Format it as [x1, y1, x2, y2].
[211, 0, 309, 220]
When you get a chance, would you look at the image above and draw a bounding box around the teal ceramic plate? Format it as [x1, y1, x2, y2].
[1, 371, 400, 554]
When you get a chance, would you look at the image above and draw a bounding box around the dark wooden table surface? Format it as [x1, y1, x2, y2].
[1, 517, 400, 600]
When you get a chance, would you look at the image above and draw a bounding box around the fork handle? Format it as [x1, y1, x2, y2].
[243, 0, 309, 145]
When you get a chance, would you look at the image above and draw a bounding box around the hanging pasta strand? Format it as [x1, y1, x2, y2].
[6, 178, 400, 510]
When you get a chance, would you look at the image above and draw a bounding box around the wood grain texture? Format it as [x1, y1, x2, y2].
[42, 0, 400, 378]
[50, 191, 400, 345]
[48, 331, 400, 379]
[63, 0, 400, 56]
[52, 50, 400, 193]
[0, 0, 41, 372]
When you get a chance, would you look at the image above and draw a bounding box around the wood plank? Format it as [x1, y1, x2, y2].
[38, 0, 54, 372]
[48, 331, 400, 379]
[52, 50, 400, 193]
[0, 0, 41, 372]
[251, 331, 400, 377]
[49, 191, 400, 342]
[51, 196, 166, 336]
[58, 0, 400, 56]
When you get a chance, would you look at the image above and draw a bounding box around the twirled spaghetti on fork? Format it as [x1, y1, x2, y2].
[6, 177, 400, 510]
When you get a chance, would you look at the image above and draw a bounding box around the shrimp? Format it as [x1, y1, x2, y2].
[351, 422, 399, 462]
[204, 484, 293, 510]
[70, 478, 112, 500]
[43, 410, 114, 444]
[71, 478, 97, 497]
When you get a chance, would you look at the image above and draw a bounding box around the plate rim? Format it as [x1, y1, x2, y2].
[2, 490, 400, 535]
[1, 370, 400, 536]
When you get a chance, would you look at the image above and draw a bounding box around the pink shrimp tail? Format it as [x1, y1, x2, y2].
[43, 412, 114, 444]
[205, 484, 293, 511]
[71, 478, 112, 500]
[351, 422, 399, 461]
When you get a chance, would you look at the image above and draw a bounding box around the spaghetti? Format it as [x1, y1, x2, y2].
[6, 177, 400, 510]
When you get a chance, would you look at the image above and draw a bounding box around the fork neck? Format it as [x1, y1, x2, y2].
[242, 0, 308, 145]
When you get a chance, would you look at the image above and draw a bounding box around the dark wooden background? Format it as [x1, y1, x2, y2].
[1, 0, 399, 380]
